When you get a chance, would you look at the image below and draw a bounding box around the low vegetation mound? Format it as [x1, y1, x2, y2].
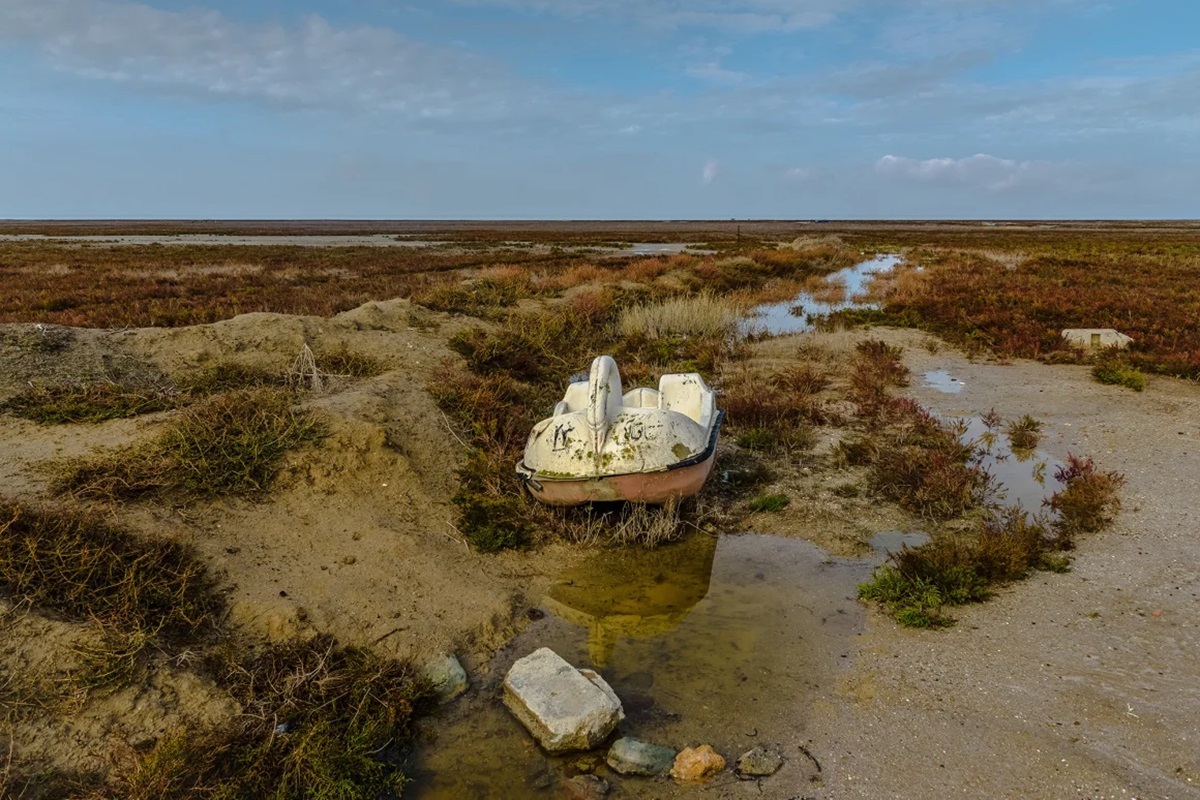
[0, 501, 223, 641]
[13, 636, 435, 800]
[55, 388, 325, 501]
[3, 383, 179, 424]
[860, 457, 1124, 627]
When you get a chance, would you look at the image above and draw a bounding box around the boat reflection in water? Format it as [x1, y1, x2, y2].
[544, 533, 717, 666]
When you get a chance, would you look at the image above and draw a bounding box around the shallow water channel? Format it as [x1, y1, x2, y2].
[409, 534, 874, 798]
[748, 253, 902, 335]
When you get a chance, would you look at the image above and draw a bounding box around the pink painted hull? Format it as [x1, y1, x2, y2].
[523, 451, 717, 507]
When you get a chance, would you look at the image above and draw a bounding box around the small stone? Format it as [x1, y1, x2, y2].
[607, 737, 677, 776]
[670, 745, 726, 782]
[735, 746, 784, 779]
[421, 653, 469, 703]
[564, 774, 610, 800]
[342, 555, 357, 565]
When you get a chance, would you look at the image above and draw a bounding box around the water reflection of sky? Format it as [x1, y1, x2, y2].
[748, 253, 902, 335]
[924, 370, 966, 394]
[962, 417, 1066, 513]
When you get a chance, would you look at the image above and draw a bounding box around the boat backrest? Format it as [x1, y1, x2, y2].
[658, 373, 714, 429]
[622, 387, 660, 409]
[557, 379, 591, 415]
[586, 355, 624, 431]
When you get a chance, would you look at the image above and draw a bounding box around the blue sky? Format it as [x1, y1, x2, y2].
[1, 0, 1198, 218]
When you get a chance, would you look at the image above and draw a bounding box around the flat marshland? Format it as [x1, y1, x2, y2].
[0, 221, 1197, 799]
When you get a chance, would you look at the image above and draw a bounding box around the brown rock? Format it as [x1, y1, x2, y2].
[670, 744, 726, 782]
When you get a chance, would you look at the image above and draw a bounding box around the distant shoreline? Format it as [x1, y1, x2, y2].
[1, 218, 1198, 238]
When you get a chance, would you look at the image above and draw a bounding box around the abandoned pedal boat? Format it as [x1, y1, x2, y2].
[516, 355, 723, 506]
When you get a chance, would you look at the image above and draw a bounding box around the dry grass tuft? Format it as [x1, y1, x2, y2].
[559, 501, 691, 548]
[0, 501, 223, 642]
[3, 383, 179, 425]
[617, 293, 744, 343]
[54, 388, 325, 502]
[79, 635, 437, 800]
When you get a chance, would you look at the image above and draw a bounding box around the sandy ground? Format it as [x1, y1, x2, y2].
[795, 329, 1200, 800]
[2, 308, 1198, 797]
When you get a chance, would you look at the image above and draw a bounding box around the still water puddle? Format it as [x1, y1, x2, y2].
[924, 370, 966, 394]
[966, 417, 1066, 513]
[748, 253, 902, 335]
[870, 530, 930, 553]
[409, 534, 873, 798]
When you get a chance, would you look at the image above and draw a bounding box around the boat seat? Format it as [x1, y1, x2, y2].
[658, 373, 714, 429]
[622, 387, 661, 409]
[553, 379, 591, 416]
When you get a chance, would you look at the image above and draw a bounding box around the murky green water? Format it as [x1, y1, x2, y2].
[408, 534, 873, 798]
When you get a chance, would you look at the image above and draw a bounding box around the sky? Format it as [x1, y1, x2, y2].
[1, 0, 1198, 219]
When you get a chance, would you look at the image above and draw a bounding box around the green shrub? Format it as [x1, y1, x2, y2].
[748, 493, 790, 513]
[859, 507, 1098, 628]
[1047, 455, 1125, 538]
[452, 452, 531, 553]
[736, 428, 776, 451]
[1092, 359, 1146, 391]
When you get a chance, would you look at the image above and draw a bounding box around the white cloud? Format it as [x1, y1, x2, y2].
[0, 0, 536, 120]
[685, 61, 750, 84]
[784, 166, 811, 180]
[702, 158, 719, 184]
[875, 153, 1048, 191]
[447, 0, 845, 33]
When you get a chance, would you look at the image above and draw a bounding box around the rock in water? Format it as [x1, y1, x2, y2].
[564, 774, 611, 800]
[503, 648, 625, 753]
[607, 737, 677, 776]
[670, 745, 726, 782]
[421, 653, 469, 703]
[735, 746, 784, 779]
